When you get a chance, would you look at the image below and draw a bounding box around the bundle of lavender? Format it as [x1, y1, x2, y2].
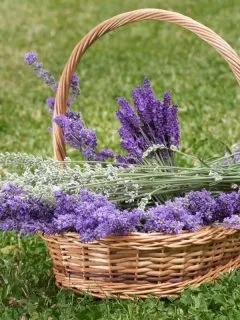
[0, 52, 239, 242]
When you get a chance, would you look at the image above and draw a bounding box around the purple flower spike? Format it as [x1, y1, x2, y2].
[53, 83, 58, 92]
[215, 192, 240, 220]
[98, 149, 115, 161]
[71, 73, 80, 88]
[80, 128, 97, 148]
[46, 97, 55, 113]
[116, 98, 140, 129]
[223, 215, 240, 229]
[82, 147, 98, 161]
[24, 52, 38, 65]
[186, 190, 215, 224]
[24, 52, 56, 89]
[116, 77, 181, 164]
[166, 105, 180, 147]
[163, 91, 172, 107]
[143, 77, 155, 105]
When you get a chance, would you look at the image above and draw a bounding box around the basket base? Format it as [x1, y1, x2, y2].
[53, 256, 240, 299]
[43, 228, 240, 299]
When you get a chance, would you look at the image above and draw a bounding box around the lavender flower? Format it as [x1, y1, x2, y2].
[143, 205, 185, 234]
[66, 110, 81, 120]
[53, 115, 98, 158]
[223, 215, 240, 229]
[74, 191, 143, 242]
[1, 219, 18, 232]
[81, 147, 98, 161]
[116, 155, 137, 165]
[116, 77, 181, 164]
[69, 73, 80, 103]
[143, 201, 202, 234]
[53, 113, 116, 162]
[132, 85, 151, 124]
[116, 98, 140, 129]
[53, 213, 76, 233]
[163, 91, 171, 107]
[24, 52, 80, 105]
[118, 126, 143, 159]
[24, 52, 38, 65]
[35, 64, 55, 88]
[1, 184, 240, 242]
[80, 129, 97, 148]
[76, 205, 117, 242]
[166, 104, 180, 147]
[46, 97, 55, 113]
[98, 149, 115, 161]
[0, 184, 55, 234]
[214, 192, 240, 220]
[2, 183, 24, 195]
[185, 190, 216, 224]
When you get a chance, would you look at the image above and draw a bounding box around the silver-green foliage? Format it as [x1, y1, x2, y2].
[1, 151, 240, 208]
[0, 153, 123, 203]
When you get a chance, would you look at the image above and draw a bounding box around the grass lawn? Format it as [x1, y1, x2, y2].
[0, 0, 240, 318]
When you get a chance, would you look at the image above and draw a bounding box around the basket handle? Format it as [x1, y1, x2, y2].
[53, 8, 240, 161]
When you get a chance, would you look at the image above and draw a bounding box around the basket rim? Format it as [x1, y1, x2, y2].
[42, 225, 240, 249]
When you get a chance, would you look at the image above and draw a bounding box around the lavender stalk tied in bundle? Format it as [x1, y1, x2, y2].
[116, 77, 180, 165]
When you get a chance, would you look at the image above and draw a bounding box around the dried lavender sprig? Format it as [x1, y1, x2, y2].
[24, 52, 80, 111]
[24, 52, 117, 162]
[25, 52, 56, 91]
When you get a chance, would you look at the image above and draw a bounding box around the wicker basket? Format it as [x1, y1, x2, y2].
[44, 9, 240, 299]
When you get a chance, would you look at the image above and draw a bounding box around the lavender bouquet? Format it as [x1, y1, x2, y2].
[24, 52, 180, 165]
[0, 52, 239, 242]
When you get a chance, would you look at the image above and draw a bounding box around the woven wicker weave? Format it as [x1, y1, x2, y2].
[44, 9, 240, 299]
[43, 227, 240, 299]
